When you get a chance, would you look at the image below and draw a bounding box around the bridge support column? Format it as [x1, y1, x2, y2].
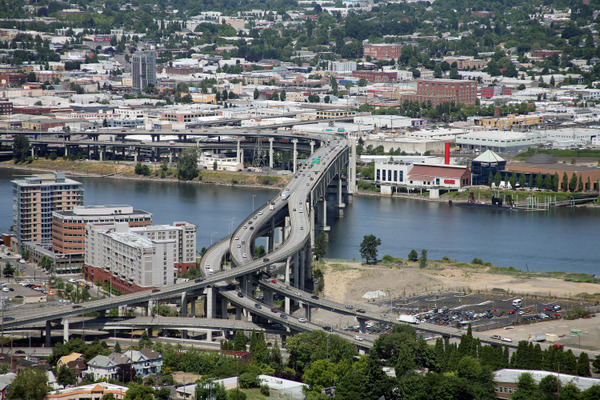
[64, 146, 68, 157]
[283, 216, 291, 242]
[310, 141, 315, 154]
[292, 139, 298, 173]
[236, 307, 242, 321]
[134, 151, 138, 163]
[263, 289, 273, 306]
[322, 198, 330, 231]
[348, 135, 357, 198]
[338, 177, 345, 217]
[31, 147, 35, 158]
[118, 306, 126, 317]
[237, 139, 242, 163]
[206, 330, 212, 342]
[221, 297, 228, 319]
[180, 293, 188, 317]
[190, 298, 196, 317]
[305, 306, 311, 321]
[358, 318, 367, 334]
[63, 318, 69, 343]
[299, 249, 306, 290]
[269, 138, 274, 169]
[285, 257, 291, 315]
[206, 287, 216, 319]
[99, 149, 104, 161]
[45, 320, 52, 347]
[293, 253, 299, 288]
[310, 195, 315, 247]
[147, 300, 154, 316]
[168, 152, 173, 163]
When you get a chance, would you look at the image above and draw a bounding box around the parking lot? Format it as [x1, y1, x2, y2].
[372, 291, 587, 331]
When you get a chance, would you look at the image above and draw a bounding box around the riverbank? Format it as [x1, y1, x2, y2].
[0, 159, 290, 189]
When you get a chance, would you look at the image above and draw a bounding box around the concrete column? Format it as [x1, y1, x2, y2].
[323, 198, 330, 231]
[305, 306, 312, 321]
[269, 138, 274, 169]
[63, 318, 69, 343]
[306, 247, 313, 281]
[206, 330, 213, 342]
[180, 293, 188, 317]
[148, 300, 154, 316]
[99, 150, 104, 161]
[293, 253, 299, 288]
[285, 257, 291, 314]
[45, 320, 52, 347]
[292, 139, 298, 173]
[263, 289, 273, 306]
[358, 318, 366, 334]
[283, 216, 291, 242]
[221, 296, 228, 319]
[299, 250, 306, 290]
[348, 136, 357, 195]
[206, 287, 216, 318]
[64, 146, 68, 156]
[310, 141, 315, 154]
[237, 139, 242, 163]
[31, 147, 35, 158]
[134, 151, 138, 163]
[168, 152, 173, 163]
[310, 193, 316, 247]
[190, 298, 196, 316]
[236, 307, 242, 320]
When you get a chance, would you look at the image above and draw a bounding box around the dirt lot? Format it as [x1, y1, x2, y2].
[322, 261, 600, 304]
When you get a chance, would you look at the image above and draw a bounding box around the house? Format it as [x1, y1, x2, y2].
[86, 349, 162, 382]
[0, 373, 16, 400]
[406, 164, 471, 189]
[46, 382, 128, 400]
[494, 369, 600, 399]
[57, 353, 83, 369]
[86, 355, 120, 381]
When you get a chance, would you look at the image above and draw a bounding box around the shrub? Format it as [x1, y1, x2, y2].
[238, 372, 260, 389]
[260, 384, 270, 396]
[472, 258, 483, 265]
[227, 389, 247, 400]
[408, 249, 418, 261]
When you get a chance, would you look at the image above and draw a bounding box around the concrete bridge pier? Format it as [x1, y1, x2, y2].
[357, 318, 367, 334]
[269, 138, 274, 169]
[292, 139, 298, 173]
[283, 216, 291, 242]
[99, 149, 104, 161]
[180, 293, 188, 318]
[305, 305, 312, 321]
[322, 198, 330, 232]
[284, 257, 291, 315]
[147, 300, 154, 316]
[220, 297, 228, 319]
[348, 135, 357, 199]
[190, 297, 196, 316]
[134, 151, 139, 163]
[45, 321, 52, 347]
[292, 253, 299, 289]
[63, 318, 69, 343]
[337, 177, 346, 217]
[206, 330, 213, 342]
[310, 141, 315, 154]
[206, 287, 217, 319]
[299, 250, 306, 290]
[236, 307, 242, 321]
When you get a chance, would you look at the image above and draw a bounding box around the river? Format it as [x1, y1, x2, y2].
[1, 167, 598, 275]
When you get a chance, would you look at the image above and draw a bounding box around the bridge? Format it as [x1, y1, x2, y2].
[1, 131, 514, 352]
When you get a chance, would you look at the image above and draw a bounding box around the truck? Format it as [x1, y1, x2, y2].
[281, 190, 291, 200]
[530, 333, 546, 342]
[512, 298, 522, 308]
[397, 315, 419, 324]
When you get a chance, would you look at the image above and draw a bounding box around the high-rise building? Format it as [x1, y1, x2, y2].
[52, 205, 153, 254]
[131, 51, 156, 91]
[12, 173, 83, 248]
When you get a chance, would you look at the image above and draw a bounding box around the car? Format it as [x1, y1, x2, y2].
[242, 253, 247, 258]
[508, 309, 516, 315]
[237, 292, 244, 298]
[298, 317, 307, 323]
[543, 307, 550, 311]
[345, 305, 354, 309]
[525, 309, 532, 313]
[323, 326, 333, 332]
[554, 305, 561, 311]
[237, 244, 241, 248]
[14, 350, 25, 354]
[195, 277, 205, 283]
[300, 226, 303, 230]
[306, 183, 309, 186]
[253, 216, 257, 220]
[501, 337, 513, 343]
[311, 295, 319, 300]
[271, 308, 278, 313]
[72, 305, 83, 309]
[280, 313, 288, 319]
[205, 264, 211, 269]
[553, 312, 562, 317]
[68, 278, 77, 283]
[243, 226, 247, 229]
[490, 335, 501, 340]
[250, 226, 254, 230]
[18, 259, 25, 264]
[356, 309, 366, 313]
[248, 221, 252, 225]
[271, 280, 277, 283]
[353, 335, 363, 341]
[254, 303, 261, 309]
[1, 288, 8, 292]
[258, 211, 263, 215]
[152, 288, 160, 293]
[2, 317, 14, 321]
[235, 236, 239, 240]
[263, 258, 269, 262]
[293, 208, 296, 211]
[310, 177, 314, 181]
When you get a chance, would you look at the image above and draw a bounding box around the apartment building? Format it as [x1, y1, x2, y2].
[400, 79, 477, 106]
[12, 173, 83, 248]
[52, 205, 152, 254]
[363, 43, 404, 60]
[84, 221, 196, 293]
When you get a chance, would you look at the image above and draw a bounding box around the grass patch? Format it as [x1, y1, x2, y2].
[240, 388, 268, 400]
[328, 263, 356, 272]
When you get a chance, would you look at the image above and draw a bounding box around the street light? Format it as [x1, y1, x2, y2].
[228, 217, 237, 235]
[210, 232, 218, 245]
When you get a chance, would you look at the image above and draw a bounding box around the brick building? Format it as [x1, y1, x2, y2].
[363, 43, 404, 60]
[400, 79, 477, 106]
[352, 71, 398, 83]
[52, 205, 152, 254]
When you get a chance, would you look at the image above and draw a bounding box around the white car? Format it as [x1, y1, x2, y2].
[242, 253, 247, 258]
[18, 259, 26, 264]
[353, 335, 363, 341]
[298, 317, 307, 323]
[501, 337, 513, 343]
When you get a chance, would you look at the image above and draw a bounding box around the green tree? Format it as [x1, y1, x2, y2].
[270, 91, 279, 101]
[552, 173, 559, 191]
[3, 263, 15, 277]
[314, 231, 328, 260]
[13, 135, 30, 163]
[238, 372, 260, 389]
[592, 354, 600, 372]
[303, 359, 337, 394]
[494, 171, 501, 187]
[124, 382, 154, 400]
[561, 172, 569, 191]
[7, 367, 48, 400]
[569, 173, 578, 192]
[114, 342, 122, 353]
[253, 88, 259, 99]
[518, 173, 526, 189]
[577, 352, 591, 377]
[56, 364, 77, 386]
[134, 164, 150, 176]
[419, 249, 427, 268]
[177, 148, 198, 180]
[360, 234, 381, 264]
[535, 173, 543, 189]
[509, 172, 517, 189]
[233, 330, 247, 351]
[408, 249, 418, 262]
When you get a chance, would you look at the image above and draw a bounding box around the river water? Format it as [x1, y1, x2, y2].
[1, 168, 598, 275]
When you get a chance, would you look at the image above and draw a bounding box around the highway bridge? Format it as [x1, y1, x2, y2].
[1, 131, 514, 352]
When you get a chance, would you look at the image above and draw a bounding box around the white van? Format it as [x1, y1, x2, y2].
[512, 299, 522, 308]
